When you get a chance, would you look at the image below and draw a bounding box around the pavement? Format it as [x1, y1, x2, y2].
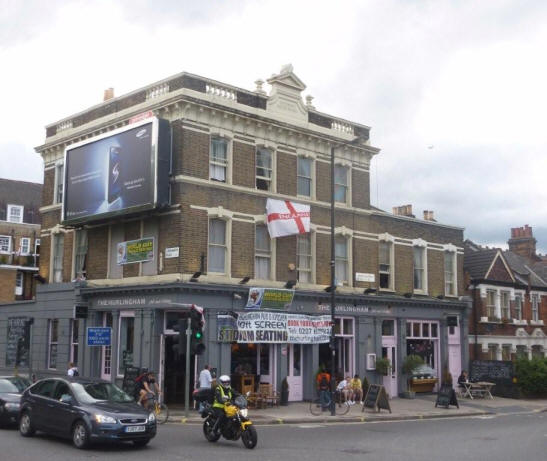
[166, 394, 547, 425]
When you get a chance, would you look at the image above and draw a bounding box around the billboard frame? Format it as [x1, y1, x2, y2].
[61, 116, 170, 225]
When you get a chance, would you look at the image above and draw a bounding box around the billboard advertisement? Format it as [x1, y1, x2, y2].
[62, 117, 170, 224]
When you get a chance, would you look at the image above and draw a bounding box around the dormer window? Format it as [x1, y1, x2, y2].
[7, 204, 23, 223]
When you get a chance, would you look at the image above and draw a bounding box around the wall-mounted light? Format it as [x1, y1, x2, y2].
[324, 285, 335, 293]
[190, 271, 201, 282]
[364, 288, 377, 294]
[403, 292, 413, 298]
[239, 276, 250, 285]
[436, 294, 445, 300]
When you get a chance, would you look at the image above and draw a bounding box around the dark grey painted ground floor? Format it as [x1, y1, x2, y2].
[0, 282, 470, 403]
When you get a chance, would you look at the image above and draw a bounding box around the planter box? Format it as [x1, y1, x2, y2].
[410, 378, 438, 393]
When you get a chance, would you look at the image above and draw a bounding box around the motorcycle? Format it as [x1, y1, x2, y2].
[193, 388, 258, 449]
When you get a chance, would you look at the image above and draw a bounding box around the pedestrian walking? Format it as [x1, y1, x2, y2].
[67, 362, 79, 377]
[197, 364, 213, 412]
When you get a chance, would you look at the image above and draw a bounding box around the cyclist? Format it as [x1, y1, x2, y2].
[316, 368, 331, 411]
[137, 370, 161, 408]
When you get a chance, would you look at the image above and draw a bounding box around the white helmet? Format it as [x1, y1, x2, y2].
[219, 375, 231, 389]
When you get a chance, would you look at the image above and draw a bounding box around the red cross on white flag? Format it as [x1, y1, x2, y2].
[266, 198, 310, 238]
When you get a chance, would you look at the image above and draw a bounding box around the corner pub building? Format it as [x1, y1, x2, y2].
[0, 66, 469, 403]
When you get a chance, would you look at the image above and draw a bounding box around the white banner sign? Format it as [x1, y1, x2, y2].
[236, 311, 331, 344]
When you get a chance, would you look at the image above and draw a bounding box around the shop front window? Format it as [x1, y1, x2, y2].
[118, 314, 135, 376]
[406, 320, 440, 370]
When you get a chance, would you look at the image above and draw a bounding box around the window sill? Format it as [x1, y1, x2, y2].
[530, 320, 544, 326]
[512, 319, 528, 325]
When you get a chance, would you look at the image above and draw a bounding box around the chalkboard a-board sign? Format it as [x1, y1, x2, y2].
[122, 366, 143, 398]
[6, 317, 31, 368]
[435, 385, 459, 408]
[362, 384, 391, 413]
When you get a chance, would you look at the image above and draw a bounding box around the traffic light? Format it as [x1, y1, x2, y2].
[190, 308, 205, 355]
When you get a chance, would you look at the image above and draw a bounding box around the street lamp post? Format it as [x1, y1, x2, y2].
[330, 144, 336, 416]
[329, 136, 364, 416]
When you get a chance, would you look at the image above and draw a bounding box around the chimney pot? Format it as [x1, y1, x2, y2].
[103, 88, 114, 101]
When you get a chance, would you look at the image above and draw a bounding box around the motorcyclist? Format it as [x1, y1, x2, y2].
[212, 375, 240, 434]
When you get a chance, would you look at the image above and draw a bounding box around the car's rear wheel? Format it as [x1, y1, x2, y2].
[19, 412, 35, 437]
[72, 421, 90, 449]
[133, 438, 151, 447]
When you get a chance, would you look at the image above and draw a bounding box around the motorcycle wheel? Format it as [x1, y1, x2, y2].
[203, 419, 221, 442]
[241, 425, 257, 449]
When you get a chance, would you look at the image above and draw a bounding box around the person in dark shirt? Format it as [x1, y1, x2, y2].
[137, 371, 161, 407]
[457, 371, 469, 388]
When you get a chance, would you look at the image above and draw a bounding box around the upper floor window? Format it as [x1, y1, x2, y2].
[444, 252, 456, 296]
[20, 237, 30, 255]
[55, 163, 64, 204]
[502, 344, 512, 361]
[210, 138, 228, 182]
[208, 219, 227, 273]
[52, 234, 64, 283]
[0, 235, 11, 253]
[531, 294, 539, 321]
[486, 290, 496, 318]
[254, 225, 271, 280]
[335, 236, 348, 286]
[487, 344, 498, 360]
[35, 238, 41, 255]
[413, 246, 425, 291]
[382, 319, 395, 336]
[514, 294, 523, 320]
[256, 148, 273, 191]
[297, 233, 312, 283]
[73, 229, 88, 279]
[379, 241, 392, 290]
[501, 291, 510, 319]
[334, 165, 348, 203]
[7, 205, 23, 223]
[297, 157, 312, 197]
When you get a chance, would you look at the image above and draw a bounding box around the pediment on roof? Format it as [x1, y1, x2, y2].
[266, 64, 307, 91]
[485, 251, 515, 283]
[266, 64, 308, 122]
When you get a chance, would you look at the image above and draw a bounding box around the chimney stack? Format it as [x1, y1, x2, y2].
[392, 204, 415, 218]
[508, 224, 538, 261]
[103, 88, 115, 101]
[423, 210, 435, 221]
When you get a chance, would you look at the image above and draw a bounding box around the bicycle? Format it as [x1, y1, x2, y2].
[309, 390, 350, 416]
[144, 394, 169, 424]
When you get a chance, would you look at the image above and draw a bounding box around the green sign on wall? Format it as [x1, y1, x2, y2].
[117, 237, 154, 265]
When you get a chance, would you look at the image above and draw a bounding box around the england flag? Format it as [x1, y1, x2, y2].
[266, 198, 310, 238]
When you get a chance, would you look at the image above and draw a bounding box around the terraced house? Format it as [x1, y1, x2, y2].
[465, 225, 547, 361]
[0, 66, 469, 403]
[0, 179, 41, 303]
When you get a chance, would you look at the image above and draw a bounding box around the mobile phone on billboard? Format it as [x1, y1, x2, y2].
[108, 146, 122, 204]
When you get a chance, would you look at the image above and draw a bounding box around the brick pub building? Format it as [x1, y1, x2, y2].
[0, 66, 469, 402]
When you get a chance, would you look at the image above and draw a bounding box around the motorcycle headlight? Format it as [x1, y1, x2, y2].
[240, 409, 248, 417]
[4, 402, 20, 411]
[94, 414, 117, 424]
[148, 412, 156, 423]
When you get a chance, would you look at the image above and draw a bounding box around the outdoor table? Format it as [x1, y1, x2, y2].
[460, 381, 495, 399]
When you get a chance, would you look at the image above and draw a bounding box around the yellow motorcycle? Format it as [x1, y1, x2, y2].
[201, 394, 257, 449]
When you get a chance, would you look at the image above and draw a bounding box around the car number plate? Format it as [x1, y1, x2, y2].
[125, 425, 146, 433]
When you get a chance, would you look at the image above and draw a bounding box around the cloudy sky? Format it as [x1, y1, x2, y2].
[1, 0, 546, 253]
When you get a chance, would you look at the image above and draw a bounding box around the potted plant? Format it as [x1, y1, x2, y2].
[375, 357, 391, 376]
[401, 354, 424, 398]
[280, 377, 289, 406]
